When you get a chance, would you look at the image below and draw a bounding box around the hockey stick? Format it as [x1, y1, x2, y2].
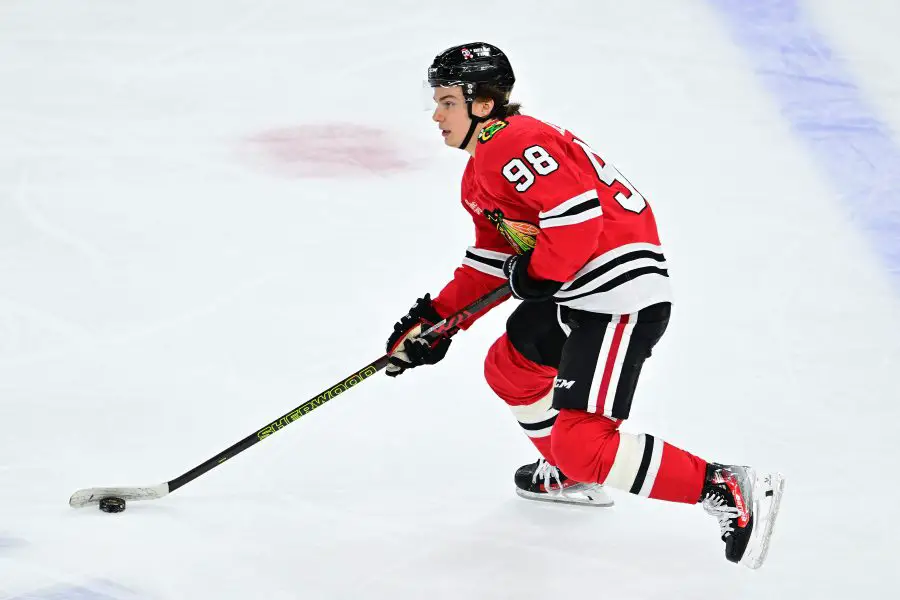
[69, 284, 511, 508]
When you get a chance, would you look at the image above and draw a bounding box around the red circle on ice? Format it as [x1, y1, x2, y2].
[245, 124, 411, 178]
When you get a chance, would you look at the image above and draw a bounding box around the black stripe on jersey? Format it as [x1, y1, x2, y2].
[519, 414, 558, 431]
[465, 250, 506, 271]
[565, 250, 666, 293]
[630, 434, 656, 494]
[560, 266, 670, 302]
[540, 198, 601, 223]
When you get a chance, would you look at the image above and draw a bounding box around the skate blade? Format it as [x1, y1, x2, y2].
[515, 483, 614, 507]
[740, 472, 785, 569]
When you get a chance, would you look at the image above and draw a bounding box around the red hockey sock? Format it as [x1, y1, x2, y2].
[485, 333, 559, 463]
[551, 409, 707, 504]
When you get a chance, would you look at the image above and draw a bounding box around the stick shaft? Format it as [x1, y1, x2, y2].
[168, 284, 509, 493]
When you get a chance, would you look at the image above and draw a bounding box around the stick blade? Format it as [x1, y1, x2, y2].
[68, 484, 169, 508]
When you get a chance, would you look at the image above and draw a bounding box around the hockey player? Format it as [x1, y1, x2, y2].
[384, 42, 784, 569]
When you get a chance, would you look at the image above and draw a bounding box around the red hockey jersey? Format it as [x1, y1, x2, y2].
[432, 115, 672, 325]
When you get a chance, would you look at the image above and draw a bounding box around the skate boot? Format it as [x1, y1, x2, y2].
[700, 463, 785, 569]
[514, 458, 613, 507]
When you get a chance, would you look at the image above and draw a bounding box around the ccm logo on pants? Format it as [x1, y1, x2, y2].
[553, 306, 668, 420]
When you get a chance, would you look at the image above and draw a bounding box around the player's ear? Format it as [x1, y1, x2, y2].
[474, 98, 494, 118]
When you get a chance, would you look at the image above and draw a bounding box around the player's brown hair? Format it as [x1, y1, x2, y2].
[500, 102, 523, 118]
[477, 85, 522, 119]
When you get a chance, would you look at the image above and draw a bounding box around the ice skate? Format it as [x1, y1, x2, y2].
[701, 463, 785, 569]
[514, 458, 614, 507]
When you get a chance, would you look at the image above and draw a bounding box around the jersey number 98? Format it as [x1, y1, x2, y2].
[501, 145, 559, 192]
[501, 140, 647, 214]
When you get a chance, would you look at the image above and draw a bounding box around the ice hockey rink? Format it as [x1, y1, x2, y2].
[2, 0, 899, 597]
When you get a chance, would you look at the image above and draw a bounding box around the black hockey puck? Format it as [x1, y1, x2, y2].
[98, 497, 126, 513]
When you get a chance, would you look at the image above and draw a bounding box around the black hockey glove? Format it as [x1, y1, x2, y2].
[503, 251, 565, 301]
[385, 294, 453, 377]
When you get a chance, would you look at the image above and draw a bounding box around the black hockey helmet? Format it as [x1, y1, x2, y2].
[427, 43, 515, 149]
[427, 42, 515, 102]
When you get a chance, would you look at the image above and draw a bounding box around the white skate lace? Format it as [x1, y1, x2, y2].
[702, 492, 740, 536]
[532, 459, 564, 495]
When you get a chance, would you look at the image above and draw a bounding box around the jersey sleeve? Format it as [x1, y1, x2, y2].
[431, 207, 511, 330]
[480, 130, 602, 283]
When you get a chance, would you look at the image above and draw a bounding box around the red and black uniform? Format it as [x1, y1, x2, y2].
[432, 115, 672, 321]
[434, 115, 707, 504]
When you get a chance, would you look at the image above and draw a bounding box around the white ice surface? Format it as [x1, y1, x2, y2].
[2, 1, 899, 598]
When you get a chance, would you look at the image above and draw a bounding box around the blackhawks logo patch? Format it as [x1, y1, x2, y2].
[485, 209, 538, 254]
[478, 120, 508, 143]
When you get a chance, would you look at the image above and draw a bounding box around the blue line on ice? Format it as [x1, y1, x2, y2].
[710, 0, 900, 285]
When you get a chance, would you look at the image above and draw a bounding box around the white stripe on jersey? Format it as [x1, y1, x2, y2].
[538, 189, 600, 220]
[467, 247, 514, 262]
[461, 246, 511, 279]
[540, 206, 603, 229]
[559, 243, 666, 292]
[554, 242, 672, 315]
[462, 257, 505, 279]
[555, 258, 668, 299]
[557, 274, 673, 315]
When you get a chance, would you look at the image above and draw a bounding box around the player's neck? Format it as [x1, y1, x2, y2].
[464, 119, 492, 157]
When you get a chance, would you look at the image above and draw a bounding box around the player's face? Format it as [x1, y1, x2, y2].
[432, 86, 470, 147]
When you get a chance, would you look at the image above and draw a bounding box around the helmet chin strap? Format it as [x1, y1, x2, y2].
[459, 101, 488, 150]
